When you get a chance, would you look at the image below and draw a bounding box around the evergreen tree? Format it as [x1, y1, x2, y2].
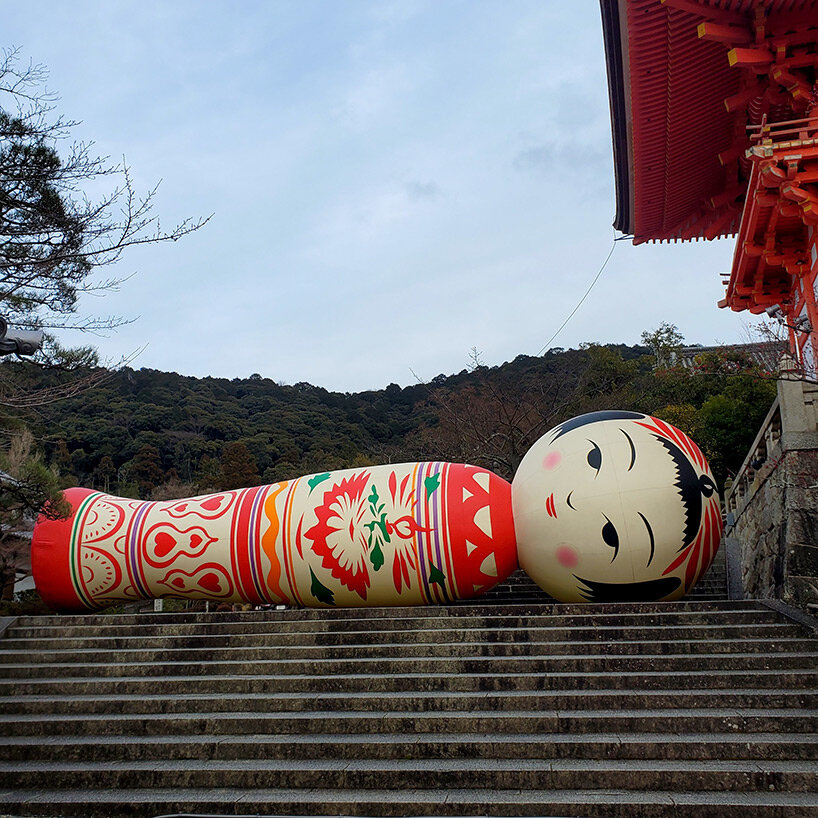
[219, 442, 260, 490]
[125, 445, 164, 499]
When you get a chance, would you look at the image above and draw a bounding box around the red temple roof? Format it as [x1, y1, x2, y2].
[601, 0, 818, 244]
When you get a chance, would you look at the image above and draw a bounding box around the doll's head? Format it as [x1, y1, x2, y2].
[512, 411, 722, 603]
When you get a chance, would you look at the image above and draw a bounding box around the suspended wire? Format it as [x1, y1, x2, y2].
[535, 234, 618, 356]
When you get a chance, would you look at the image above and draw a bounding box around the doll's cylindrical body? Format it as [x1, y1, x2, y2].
[32, 462, 517, 612]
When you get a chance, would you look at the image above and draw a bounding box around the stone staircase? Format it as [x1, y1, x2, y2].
[1, 556, 817, 817]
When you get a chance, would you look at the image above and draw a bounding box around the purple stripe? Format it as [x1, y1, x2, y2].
[415, 463, 431, 603]
[430, 462, 450, 602]
[247, 487, 268, 602]
[128, 502, 153, 598]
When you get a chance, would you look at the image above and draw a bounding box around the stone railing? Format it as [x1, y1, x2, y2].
[724, 357, 818, 607]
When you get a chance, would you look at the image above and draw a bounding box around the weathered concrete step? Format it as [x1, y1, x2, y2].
[4, 731, 817, 762]
[6, 613, 783, 643]
[4, 622, 800, 651]
[683, 595, 730, 601]
[3, 758, 818, 791]
[8, 603, 779, 636]
[4, 688, 816, 716]
[4, 651, 816, 678]
[2, 708, 815, 737]
[8, 600, 774, 629]
[5, 668, 816, 697]
[1, 785, 816, 817]
[686, 589, 728, 596]
[6, 637, 817, 665]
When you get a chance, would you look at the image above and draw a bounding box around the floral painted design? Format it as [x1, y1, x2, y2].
[304, 472, 372, 600]
[304, 468, 433, 601]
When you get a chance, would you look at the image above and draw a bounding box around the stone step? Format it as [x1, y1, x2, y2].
[3, 650, 816, 678]
[3, 595, 814, 816]
[4, 668, 816, 697]
[5, 636, 817, 665]
[2, 758, 817, 792]
[3, 687, 816, 716]
[2, 708, 814, 737]
[4, 731, 817, 762]
[9, 599, 770, 628]
[1, 785, 816, 818]
[2, 621, 801, 651]
[7, 606, 781, 639]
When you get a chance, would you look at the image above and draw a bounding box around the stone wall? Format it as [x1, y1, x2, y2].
[724, 365, 818, 609]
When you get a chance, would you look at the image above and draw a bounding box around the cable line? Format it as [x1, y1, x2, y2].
[535, 234, 618, 356]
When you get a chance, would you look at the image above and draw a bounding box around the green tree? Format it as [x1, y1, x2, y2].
[698, 376, 777, 483]
[93, 455, 115, 493]
[219, 442, 260, 490]
[0, 430, 67, 600]
[641, 322, 685, 369]
[123, 444, 164, 499]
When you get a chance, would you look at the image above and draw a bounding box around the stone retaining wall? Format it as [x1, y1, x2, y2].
[725, 364, 818, 609]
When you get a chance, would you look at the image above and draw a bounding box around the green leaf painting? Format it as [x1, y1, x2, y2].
[429, 564, 446, 585]
[308, 473, 331, 493]
[370, 541, 385, 571]
[424, 473, 440, 496]
[309, 567, 335, 605]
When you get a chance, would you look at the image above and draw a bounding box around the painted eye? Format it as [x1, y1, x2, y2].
[602, 515, 619, 561]
[586, 441, 602, 474]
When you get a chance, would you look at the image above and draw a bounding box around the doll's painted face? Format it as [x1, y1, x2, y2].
[512, 411, 722, 603]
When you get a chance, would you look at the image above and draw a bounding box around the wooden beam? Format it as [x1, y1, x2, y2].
[698, 21, 752, 45]
[660, 0, 746, 27]
[718, 141, 749, 166]
[728, 47, 774, 68]
[770, 66, 813, 102]
[724, 83, 765, 112]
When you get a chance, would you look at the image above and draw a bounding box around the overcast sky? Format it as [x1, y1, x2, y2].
[4, 1, 755, 392]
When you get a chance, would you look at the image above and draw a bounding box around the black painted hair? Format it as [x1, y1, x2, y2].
[550, 410, 645, 441]
[654, 435, 716, 550]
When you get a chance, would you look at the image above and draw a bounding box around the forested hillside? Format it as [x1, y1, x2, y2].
[3, 341, 776, 497]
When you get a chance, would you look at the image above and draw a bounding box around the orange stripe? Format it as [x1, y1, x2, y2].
[283, 478, 305, 606]
[261, 482, 290, 603]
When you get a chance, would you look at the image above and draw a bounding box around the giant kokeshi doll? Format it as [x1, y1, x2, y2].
[32, 462, 518, 612]
[512, 411, 722, 603]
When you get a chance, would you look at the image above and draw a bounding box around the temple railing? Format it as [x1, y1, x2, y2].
[747, 114, 818, 149]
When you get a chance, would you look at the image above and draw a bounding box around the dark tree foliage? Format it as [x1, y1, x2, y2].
[12, 342, 778, 498]
[126, 444, 164, 499]
[0, 430, 68, 600]
[219, 442, 260, 491]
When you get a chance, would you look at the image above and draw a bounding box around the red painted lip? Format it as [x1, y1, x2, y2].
[545, 493, 557, 518]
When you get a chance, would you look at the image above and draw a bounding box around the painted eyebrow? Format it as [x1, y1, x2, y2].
[622, 429, 636, 471]
[638, 512, 655, 566]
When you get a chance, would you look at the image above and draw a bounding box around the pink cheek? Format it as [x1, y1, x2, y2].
[542, 451, 562, 470]
[555, 545, 579, 569]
